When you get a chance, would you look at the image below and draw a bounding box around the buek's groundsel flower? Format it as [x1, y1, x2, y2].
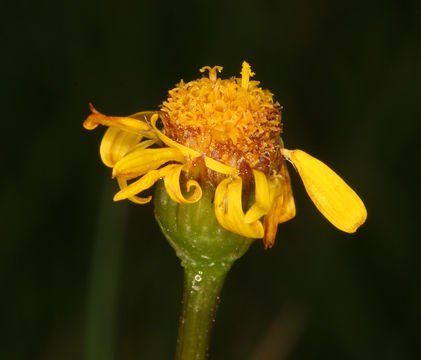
[83, 62, 367, 248]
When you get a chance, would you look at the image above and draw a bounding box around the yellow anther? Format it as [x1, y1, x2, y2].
[199, 65, 223, 82]
[241, 61, 255, 89]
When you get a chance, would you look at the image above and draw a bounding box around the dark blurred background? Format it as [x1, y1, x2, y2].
[2, 0, 420, 359]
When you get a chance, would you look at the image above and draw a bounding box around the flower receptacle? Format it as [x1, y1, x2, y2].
[154, 180, 255, 269]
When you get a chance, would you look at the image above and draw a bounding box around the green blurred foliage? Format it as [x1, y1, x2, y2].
[1, 0, 420, 359]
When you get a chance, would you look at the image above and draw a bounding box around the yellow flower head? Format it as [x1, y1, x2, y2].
[161, 64, 282, 174]
[83, 62, 367, 248]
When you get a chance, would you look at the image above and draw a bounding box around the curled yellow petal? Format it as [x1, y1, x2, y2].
[113, 147, 185, 180]
[116, 178, 152, 204]
[281, 149, 367, 233]
[100, 127, 155, 167]
[83, 104, 156, 138]
[214, 177, 264, 239]
[150, 114, 238, 176]
[244, 170, 271, 223]
[160, 164, 202, 204]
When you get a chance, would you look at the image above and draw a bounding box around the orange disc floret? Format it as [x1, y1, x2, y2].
[160, 62, 283, 174]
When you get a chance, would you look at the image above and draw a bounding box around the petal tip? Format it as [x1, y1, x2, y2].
[88, 102, 101, 115]
[113, 193, 124, 201]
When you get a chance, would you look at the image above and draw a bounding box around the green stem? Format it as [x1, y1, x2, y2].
[176, 264, 230, 360]
[154, 180, 254, 359]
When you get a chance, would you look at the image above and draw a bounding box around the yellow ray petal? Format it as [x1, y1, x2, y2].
[114, 170, 164, 202]
[274, 161, 296, 224]
[281, 149, 367, 233]
[214, 177, 264, 239]
[124, 139, 157, 155]
[263, 165, 296, 248]
[100, 127, 156, 167]
[150, 114, 238, 176]
[160, 164, 202, 204]
[116, 178, 152, 204]
[83, 104, 156, 138]
[113, 147, 185, 180]
[115, 164, 202, 204]
[263, 193, 282, 248]
[128, 110, 158, 122]
[244, 170, 271, 223]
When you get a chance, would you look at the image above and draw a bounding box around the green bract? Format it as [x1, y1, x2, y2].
[154, 180, 255, 268]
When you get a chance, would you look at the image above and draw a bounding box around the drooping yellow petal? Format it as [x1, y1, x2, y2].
[214, 177, 264, 239]
[116, 178, 152, 204]
[269, 161, 295, 224]
[273, 161, 296, 224]
[281, 149, 367, 233]
[263, 164, 296, 248]
[150, 114, 238, 176]
[83, 104, 156, 138]
[100, 127, 155, 167]
[160, 164, 202, 204]
[263, 198, 282, 248]
[112, 147, 185, 180]
[244, 170, 271, 223]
